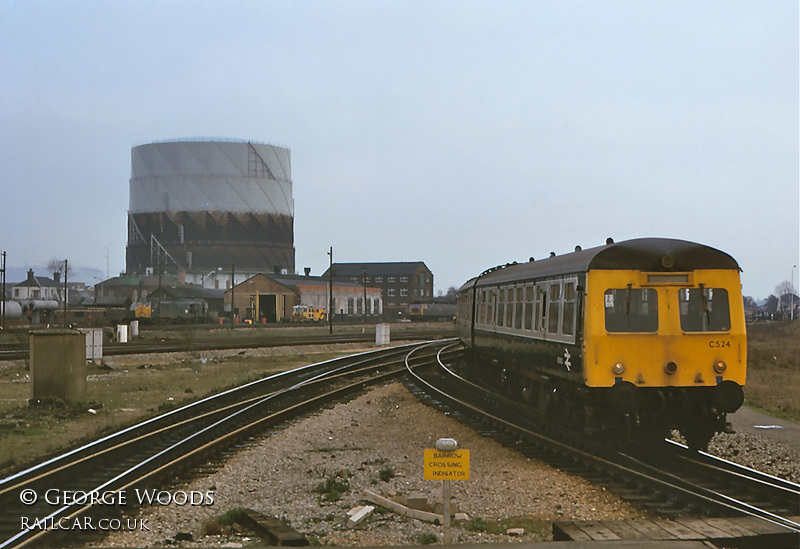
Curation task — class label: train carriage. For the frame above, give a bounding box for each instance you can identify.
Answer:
[456,238,746,450]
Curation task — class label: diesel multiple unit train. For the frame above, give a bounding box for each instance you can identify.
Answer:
[456,238,746,450]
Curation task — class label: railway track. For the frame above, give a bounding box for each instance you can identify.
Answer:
[0,329,451,361]
[0,339,457,548]
[403,347,800,548]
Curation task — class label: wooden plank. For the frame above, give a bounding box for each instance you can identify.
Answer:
[655,519,705,540]
[703,518,759,538]
[346,505,374,528]
[735,516,793,535]
[625,519,678,540]
[363,490,444,524]
[574,521,621,541]
[602,520,651,541]
[676,519,733,539]
[240,509,308,546]
[551,522,593,541]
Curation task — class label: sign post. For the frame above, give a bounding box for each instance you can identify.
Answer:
[424,438,469,544]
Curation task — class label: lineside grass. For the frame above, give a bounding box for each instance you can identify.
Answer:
[0,347,358,475]
[743,321,800,422]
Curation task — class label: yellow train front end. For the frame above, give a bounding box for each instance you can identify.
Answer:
[584,268,746,449]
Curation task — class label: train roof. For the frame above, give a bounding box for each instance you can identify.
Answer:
[461,238,740,291]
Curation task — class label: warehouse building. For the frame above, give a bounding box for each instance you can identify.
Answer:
[322,262,434,318]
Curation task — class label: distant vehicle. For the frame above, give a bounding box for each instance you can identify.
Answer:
[409,303,457,321]
[132,299,207,323]
[291,305,326,322]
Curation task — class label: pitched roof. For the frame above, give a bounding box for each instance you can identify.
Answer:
[464,238,739,290]
[13,276,59,288]
[323,262,431,277]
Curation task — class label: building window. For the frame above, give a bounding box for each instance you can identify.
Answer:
[376,276,383,283]
[365,277,371,283]
[388,289,396,297]
[400,276,408,283]
[400,289,408,297]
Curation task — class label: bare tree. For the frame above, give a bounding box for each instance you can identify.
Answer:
[775,281,793,297]
[46,258,70,277]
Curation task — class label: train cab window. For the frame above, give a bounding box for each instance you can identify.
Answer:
[679,288,730,332]
[604,288,658,332]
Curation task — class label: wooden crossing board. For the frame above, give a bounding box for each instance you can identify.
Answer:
[554,516,800,544]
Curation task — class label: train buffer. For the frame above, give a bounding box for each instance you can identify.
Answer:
[553,516,800,547]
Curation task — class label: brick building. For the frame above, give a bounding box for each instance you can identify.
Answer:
[322,262,434,318]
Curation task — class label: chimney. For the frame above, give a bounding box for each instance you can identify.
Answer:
[304,267,311,277]
[27,269,35,284]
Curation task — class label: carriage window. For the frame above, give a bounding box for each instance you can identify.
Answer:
[562,281,576,335]
[679,288,730,332]
[514,288,524,329]
[547,283,561,333]
[534,286,547,332]
[604,288,658,332]
[506,288,514,327]
[524,286,534,330]
[497,290,506,327]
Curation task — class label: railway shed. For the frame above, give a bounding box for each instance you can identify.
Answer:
[226,273,382,323]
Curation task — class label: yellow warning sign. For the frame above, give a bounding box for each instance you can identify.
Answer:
[424,449,470,481]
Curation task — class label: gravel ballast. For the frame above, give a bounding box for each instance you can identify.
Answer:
[91,382,649,547]
[83,345,800,547]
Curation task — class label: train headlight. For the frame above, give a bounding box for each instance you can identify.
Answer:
[612,362,625,375]
[713,360,727,374]
[664,362,678,375]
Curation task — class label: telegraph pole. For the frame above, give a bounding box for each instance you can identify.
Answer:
[363,266,367,324]
[1,251,6,335]
[63,259,68,327]
[328,247,333,335]
[230,264,235,329]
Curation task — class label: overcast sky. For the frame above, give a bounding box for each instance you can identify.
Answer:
[1,1,797,299]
